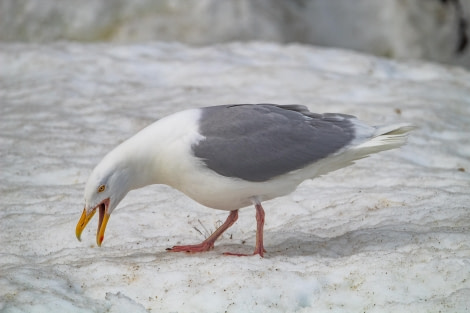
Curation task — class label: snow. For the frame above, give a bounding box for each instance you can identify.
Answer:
[1,42,469,312]
[2,0,470,68]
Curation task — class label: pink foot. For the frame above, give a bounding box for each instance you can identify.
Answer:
[166,210,238,254]
[223,247,267,257]
[167,241,214,253]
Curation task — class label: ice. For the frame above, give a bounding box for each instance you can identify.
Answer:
[1,42,469,312]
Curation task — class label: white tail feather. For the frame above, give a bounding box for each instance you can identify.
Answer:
[310,123,415,178]
[352,124,415,158]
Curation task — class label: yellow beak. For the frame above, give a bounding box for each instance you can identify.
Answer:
[96,211,110,246]
[76,208,95,241]
[76,199,111,246]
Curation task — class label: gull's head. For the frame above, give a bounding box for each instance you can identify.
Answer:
[76,152,132,246]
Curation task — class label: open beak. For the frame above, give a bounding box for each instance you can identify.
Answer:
[76,198,110,246]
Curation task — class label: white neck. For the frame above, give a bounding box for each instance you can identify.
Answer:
[108,108,204,192]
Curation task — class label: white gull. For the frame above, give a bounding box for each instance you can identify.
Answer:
[76,104,414,257]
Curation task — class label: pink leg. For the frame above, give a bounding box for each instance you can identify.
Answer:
[224,203,266,257]
[254,203,266,256]
[167,210,238,253]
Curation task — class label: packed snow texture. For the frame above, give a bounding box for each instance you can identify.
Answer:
[1,0,470,68]
[1,42,469,312]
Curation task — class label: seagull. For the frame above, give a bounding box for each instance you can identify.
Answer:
[75,104,413,257]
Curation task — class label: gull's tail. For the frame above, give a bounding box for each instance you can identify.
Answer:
[304,121,415,179]
[352,123,416,158]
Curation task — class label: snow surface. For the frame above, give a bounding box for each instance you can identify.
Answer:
[1,42,469,312]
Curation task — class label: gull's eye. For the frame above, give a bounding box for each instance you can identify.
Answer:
[97,185,106,193]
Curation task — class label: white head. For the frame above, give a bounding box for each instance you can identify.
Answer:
[76,148,133,246]
[75,110,191,246]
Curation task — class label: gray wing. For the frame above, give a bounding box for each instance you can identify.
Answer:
[192,104,357,182]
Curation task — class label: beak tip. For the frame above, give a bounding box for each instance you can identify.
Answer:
[76,207,95,244]
[96,213,110,248]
